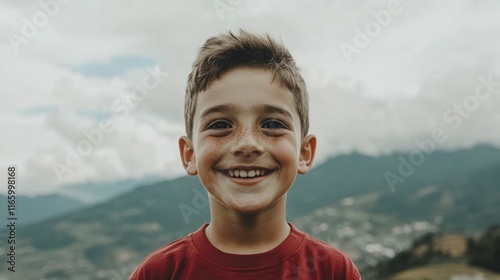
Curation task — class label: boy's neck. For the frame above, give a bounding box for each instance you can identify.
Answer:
[205,196,290,255]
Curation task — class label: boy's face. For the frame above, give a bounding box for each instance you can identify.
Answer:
[179,67,316,214]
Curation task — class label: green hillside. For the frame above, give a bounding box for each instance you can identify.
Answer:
[390,263,500,280]
[372,225,500,280]
[0,194,86,226]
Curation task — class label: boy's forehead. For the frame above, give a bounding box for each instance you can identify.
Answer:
[189,67,299,120]
[210,67,276,88]
[196,67,298,116]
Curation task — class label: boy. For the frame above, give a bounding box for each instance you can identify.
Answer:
[130,30,361,280]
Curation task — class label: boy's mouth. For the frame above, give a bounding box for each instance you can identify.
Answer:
[221,167,274,178]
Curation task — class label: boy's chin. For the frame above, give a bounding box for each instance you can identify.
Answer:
[224,197,285,216]
[232,207,268,216]
[226,203,266,215]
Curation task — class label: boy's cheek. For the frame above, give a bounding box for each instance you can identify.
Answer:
[273,141,299,158]
[197,143,222,163]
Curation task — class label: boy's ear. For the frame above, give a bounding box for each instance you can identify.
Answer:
[298,134,317,174]
[179,136,197,176]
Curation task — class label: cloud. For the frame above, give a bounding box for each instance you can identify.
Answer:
[72,55,156,78]
[1,0,499,194]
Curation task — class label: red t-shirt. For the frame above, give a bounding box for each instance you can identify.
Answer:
[130,223,361,280]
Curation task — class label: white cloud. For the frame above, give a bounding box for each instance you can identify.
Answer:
[1,0,500,194]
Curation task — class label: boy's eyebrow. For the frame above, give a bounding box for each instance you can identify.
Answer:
[256,104,294,119]
[200,103,294,120]
[200,104,236,120]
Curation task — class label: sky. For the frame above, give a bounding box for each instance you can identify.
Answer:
[1,0,499,195]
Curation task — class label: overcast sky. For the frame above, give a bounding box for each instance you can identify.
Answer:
[1,0,499,195]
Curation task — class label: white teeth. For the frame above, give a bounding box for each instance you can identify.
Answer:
[226,169,269,178]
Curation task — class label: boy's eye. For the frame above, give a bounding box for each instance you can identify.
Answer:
[262,119,286,129]
[207,120,232,129]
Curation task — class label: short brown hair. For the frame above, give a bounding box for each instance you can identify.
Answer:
[184,30,309,139]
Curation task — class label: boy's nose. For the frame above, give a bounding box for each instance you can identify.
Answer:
[230,128,264,157]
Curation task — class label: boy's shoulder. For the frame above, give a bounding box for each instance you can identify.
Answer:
[301,228,351,258]
[130,223,361,280]
[129,228,199,279]
[297,228,361,279]
[137,232,193,264]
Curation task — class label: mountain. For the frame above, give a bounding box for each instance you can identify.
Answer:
[0,176,162,228]
[289,144,500,230]
[0,145,499,280]
[0,193,86,226]
[55,175,162,204]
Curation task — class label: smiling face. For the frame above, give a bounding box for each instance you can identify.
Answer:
[179,67,316,215]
